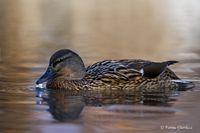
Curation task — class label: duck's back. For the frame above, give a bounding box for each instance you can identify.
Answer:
[84,59,180,90]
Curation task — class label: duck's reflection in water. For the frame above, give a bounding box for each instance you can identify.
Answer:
[83,85,194,106]
[37,89,85,122]
[48,90,85,122]
[36,85,194,122]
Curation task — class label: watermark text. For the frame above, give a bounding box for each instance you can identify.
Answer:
[160,125,193,130]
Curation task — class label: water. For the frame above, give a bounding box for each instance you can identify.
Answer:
[0,85,199,133]
[0,0,200,133]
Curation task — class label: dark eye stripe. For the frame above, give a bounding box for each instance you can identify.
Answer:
[52,56,71,68]
[53,59,64,67]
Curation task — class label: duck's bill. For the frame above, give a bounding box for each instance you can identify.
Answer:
[36,67,57,85]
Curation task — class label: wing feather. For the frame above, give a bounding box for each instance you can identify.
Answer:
[86,60,144,85]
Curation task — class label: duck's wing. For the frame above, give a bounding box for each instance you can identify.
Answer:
[85,60,144,85]
[127,61,179,78]
[85,60,178,85]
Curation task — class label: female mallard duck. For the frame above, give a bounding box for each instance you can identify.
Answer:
[36,49,188,91]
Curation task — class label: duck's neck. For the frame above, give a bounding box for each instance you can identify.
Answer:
[46,77,84,90]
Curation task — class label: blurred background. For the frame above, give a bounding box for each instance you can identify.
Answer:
[0,0,200,87]
[0,1,200,133]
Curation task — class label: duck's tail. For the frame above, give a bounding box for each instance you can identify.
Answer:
[171,79,195,90]
[171,79,193,84]
[166,61,179,66]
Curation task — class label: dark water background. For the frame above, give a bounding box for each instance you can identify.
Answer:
[0,1,200,133]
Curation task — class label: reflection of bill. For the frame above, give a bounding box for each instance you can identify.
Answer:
[36,84,44,98]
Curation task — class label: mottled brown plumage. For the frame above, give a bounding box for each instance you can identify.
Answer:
[36,49,189,91]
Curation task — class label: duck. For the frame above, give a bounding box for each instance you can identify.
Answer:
[36,49,190,91]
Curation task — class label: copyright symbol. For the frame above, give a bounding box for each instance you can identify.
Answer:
[160,126,164,129]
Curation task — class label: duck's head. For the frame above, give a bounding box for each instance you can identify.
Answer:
[36,49,85,85]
